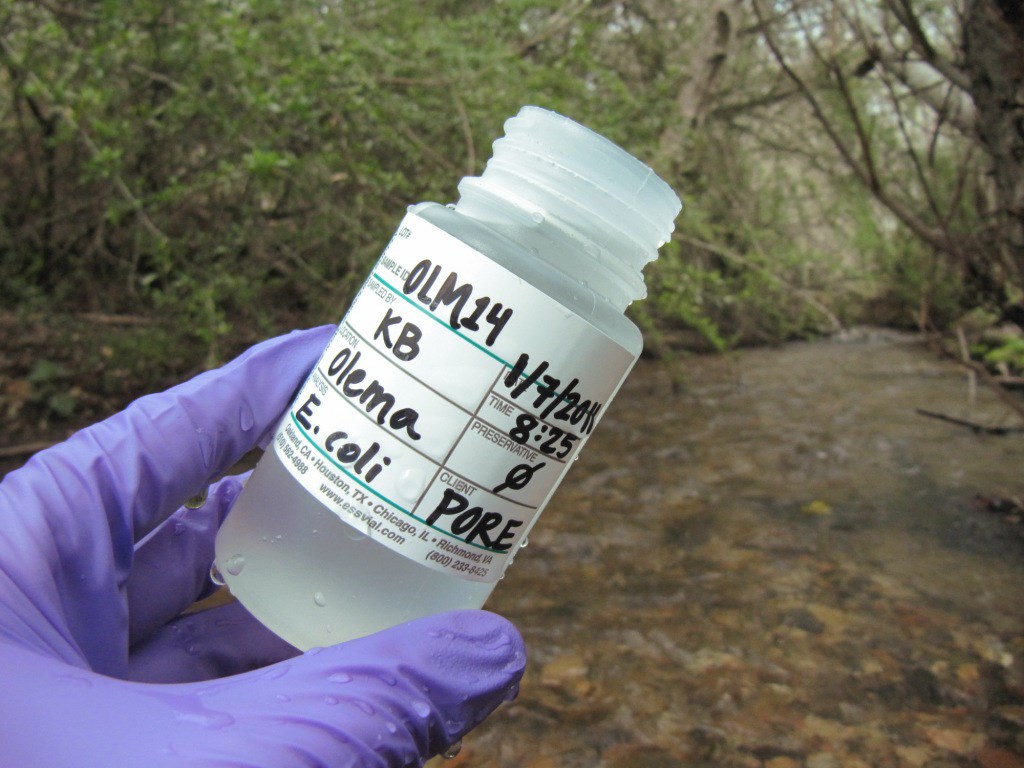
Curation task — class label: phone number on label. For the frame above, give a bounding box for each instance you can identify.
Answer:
[426,550,489,578]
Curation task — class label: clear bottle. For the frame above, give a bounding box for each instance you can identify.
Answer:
[213,106,681,650]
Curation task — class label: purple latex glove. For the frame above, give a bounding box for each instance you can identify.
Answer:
[0,327,525,766]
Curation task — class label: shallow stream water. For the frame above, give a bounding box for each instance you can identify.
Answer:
[450,331,1024,768]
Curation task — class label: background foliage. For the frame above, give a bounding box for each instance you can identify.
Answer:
[1,0,1020,367]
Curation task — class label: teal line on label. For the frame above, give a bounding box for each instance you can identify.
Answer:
[370,271,576,407]
[372,272,509,368]
[290,412,505,554]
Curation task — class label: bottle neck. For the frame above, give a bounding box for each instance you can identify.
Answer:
[454,178,643,314]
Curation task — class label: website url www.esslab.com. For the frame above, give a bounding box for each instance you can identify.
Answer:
[318,483,415,546]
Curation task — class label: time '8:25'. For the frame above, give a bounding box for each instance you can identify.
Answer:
[508,413,578,459]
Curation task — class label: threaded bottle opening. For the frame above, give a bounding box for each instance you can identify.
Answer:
[456,106,681,308]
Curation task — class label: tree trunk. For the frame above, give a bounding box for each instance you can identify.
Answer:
[963,0,1024,291]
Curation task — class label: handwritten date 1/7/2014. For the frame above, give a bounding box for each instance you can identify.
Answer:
[502,352,602,435]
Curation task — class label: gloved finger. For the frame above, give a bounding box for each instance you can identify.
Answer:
[188,610,526,765]
[0,326,333,671]
[1,610,525,767]
[127,473,249,647]
[126,601,299,683]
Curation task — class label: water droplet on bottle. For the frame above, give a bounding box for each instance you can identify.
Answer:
[185,486,209,509]
[530,210,545,224]
[396,468,427,501]
[313,591,327,607]
[442,740,463,760]
[274,534,283,542]
[225,555,246,576]
[238,405,255,432]
[343,522,369,541]
[209,564,226,586]
[329,672,352,684]
[411,699,431,718]
[519,536,529,549]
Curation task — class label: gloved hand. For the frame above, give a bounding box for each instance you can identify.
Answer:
[0,326,525,767]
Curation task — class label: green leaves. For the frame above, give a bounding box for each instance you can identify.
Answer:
[2,0,997,358]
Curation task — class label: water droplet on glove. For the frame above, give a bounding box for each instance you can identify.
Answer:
[238,405,255,432]
[355,700,375,715]
[209,564,226,586]
[185,486,209,509]
[196,432,215,469]
[174,710,235,730]
[260,666,289,681]
[442,740,463,760]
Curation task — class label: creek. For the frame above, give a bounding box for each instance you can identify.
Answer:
[459,330,1024,768]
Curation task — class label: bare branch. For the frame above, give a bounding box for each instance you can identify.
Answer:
[880,0,972,91]
[751,0,967,262]
[518,0,597,57]
[876,67,947,231]
[26,0,96,23]
[829,53,881,193]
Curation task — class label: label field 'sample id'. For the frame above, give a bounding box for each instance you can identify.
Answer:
[273,213,635,582]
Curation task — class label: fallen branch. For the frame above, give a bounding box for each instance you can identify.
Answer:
[915,408,1024,435]
[919,326,1024,426]
[77,312,159,326]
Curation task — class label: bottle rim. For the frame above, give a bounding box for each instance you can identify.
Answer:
[470,107,681,304]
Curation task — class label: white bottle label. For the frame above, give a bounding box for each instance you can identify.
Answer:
[272,213,636,582]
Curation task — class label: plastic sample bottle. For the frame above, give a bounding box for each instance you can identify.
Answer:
[213,106,681,650]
